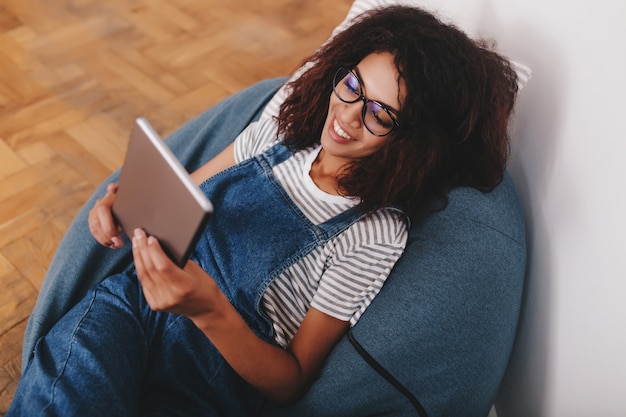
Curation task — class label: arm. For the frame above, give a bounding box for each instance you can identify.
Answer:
[131,229,349,403]
[189,142,236,184]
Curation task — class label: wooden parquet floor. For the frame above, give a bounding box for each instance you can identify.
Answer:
[0,0,351,412]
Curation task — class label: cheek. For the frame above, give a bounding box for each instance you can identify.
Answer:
[326,95,341,117]
[361,137,390,157]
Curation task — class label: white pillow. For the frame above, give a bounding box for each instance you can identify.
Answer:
[260,0,531,120]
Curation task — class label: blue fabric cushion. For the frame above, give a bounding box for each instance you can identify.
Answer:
[264,175,526,417]
[23,77,526,417]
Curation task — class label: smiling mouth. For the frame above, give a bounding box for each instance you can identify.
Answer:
[333,119,355,141]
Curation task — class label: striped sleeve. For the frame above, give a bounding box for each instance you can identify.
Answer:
[233,118,280,163]
[310,208,408,325]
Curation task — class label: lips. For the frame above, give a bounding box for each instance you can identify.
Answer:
[331,119,355,143]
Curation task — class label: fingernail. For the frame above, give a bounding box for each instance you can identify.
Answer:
[111,237,122,248]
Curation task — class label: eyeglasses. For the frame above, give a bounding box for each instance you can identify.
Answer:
[332,66,400,137]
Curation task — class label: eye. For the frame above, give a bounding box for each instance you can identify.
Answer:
[366,102,395,130]
[375,115,394,130]
[344,73,360,96]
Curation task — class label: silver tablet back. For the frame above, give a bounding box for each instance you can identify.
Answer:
[112,117,213,266]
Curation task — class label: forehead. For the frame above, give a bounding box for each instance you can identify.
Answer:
[353,52,405,112]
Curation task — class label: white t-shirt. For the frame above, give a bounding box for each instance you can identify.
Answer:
[234,118,408,347]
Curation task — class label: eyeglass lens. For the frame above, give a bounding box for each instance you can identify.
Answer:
[333,67,397,136]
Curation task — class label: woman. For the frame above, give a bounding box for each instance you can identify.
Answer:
[8,5,518,416]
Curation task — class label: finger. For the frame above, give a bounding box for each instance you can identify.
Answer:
[133,229,170,274]
[97,183,121,245]
[106,182,118,194]
[132,230,177,311]
[96,204,123,248]
[88,206,112,247]
[145,235,172,272]
[132,229,150,282]
[132,230,160,308]
[88,183,122,248]
[96,184,117,209]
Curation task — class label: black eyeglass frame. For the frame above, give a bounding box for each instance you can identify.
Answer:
[332,66,401,137]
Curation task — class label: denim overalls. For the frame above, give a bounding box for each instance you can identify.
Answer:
[192,143,364,343]
[8,143,364,417]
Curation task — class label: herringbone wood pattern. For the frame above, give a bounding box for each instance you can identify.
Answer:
[0,0,351,412]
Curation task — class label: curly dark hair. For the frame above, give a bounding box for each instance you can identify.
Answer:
[277,6,519,218]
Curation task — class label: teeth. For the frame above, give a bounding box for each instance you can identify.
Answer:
[333,119,353,140]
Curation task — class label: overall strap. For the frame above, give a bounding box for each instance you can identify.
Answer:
[256,142,294,168]
[256,142,368,241]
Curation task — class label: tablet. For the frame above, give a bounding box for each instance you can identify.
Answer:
[112,117,213,267]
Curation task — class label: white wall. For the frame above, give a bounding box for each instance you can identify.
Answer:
[413,0,626,415]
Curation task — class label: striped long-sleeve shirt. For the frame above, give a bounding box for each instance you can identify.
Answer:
[233,118,408,347]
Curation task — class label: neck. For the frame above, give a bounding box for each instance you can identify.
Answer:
[309,149,349,196]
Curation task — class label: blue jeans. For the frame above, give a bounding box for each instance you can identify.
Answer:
[9,272,263,416]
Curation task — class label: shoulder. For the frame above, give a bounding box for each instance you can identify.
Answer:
[354,207,408,244]
[336,207,409,255]
[234,117,280,163]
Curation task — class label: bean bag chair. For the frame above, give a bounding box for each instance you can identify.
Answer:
[22,2,527,415]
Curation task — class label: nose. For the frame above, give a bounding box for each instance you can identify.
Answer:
[339,100,364,129]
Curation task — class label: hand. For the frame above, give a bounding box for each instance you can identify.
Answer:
[88,183,124,249]
[131,228,222,318]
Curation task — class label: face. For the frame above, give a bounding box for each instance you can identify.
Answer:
[320,52,406,165]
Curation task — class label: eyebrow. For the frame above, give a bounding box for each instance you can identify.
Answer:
[352,66,402,115]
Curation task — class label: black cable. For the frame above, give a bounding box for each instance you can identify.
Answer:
[347,330,429,417]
